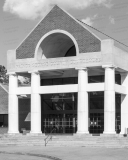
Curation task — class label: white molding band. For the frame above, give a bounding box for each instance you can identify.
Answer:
[16,83,127,95]
[115,84,127,95]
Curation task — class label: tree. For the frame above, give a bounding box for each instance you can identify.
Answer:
[0,65,9,84]
[0,65,30,85]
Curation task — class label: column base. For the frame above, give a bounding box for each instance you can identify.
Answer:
[8,131,19,135]
[74,132,91,138]
[103,131,116,134]
[102,131,117,137]
[74,131,89,136]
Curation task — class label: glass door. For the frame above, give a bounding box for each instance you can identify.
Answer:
[89,92,104,134]
[89,113,104,134]
[41,93,77,134]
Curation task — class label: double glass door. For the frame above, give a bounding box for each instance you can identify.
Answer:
[43,114,77,134]
[41,93,77,134]
[89,112,104,134]
[89,92,104,134]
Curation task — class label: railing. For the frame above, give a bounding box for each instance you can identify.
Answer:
[44,127,56,146]
[44,118,76,134]
[44,118,76,146]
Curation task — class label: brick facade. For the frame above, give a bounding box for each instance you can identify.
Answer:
[16,5,101,59]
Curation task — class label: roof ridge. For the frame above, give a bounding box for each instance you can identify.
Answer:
[56,5,101,40]
[77,19,128,48]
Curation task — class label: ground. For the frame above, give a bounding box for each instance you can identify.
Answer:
[0,146,127,160]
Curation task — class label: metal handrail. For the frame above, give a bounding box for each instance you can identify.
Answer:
[44,127,56,146]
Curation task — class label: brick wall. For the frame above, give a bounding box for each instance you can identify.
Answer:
[16,5,101,59]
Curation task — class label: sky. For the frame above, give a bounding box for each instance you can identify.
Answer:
[0,0,128,67]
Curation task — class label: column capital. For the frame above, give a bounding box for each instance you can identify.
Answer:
[102,64,117,69]
[75,67,88,71]
[6,72,17,76]
[28,70,40,75]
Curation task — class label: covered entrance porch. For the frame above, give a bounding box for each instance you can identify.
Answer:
[17,71,122,135]
[7,64,126,136]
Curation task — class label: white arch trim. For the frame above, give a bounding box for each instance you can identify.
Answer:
[35,29,79,59]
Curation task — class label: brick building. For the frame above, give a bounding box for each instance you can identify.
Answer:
[7,5,128,135]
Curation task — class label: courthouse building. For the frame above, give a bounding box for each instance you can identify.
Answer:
[7,5,128,135]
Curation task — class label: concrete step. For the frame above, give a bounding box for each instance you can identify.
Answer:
[0,134,128,147]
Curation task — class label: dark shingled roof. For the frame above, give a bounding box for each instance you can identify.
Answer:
[0,84,8,114]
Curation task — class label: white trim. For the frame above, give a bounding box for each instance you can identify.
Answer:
[115,84,127,95]
[16,83,106,95]
[39,84,78,94]
[15,83,128,95]
[6,72,16,75]
[102,65,117,69]
[16,87,31,95]
[35,29,79,58]
[87,83,104,92]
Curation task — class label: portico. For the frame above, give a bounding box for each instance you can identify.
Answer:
[7,5,128,136]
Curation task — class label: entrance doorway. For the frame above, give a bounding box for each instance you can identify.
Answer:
[41,93,77,134]
[89,92,121,134]
[89,92,104,134]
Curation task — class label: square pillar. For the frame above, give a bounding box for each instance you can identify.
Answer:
[29,71,42,134]
[8,72,19,134]
[76,68,89,134]
[103,65,116,134]
[120,73,128,135]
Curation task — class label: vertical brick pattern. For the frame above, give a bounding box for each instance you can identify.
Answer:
[19,99,30,132]
[16,5,101,59]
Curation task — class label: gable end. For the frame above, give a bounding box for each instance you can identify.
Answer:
[16,5,101,59]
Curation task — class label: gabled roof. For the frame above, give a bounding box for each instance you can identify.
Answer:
[16,5,101,50]
[16,5,101,59]
[0,84,8,114]
[15,5,128,59]
[77,19,128,52]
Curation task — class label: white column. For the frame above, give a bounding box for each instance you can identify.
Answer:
[120,73,128,135]
[30,71,42,134]
[8,72,19,134]
[77,68,89,134]
[103,65,116,134]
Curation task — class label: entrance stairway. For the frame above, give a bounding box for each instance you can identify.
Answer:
[0,134,128,148]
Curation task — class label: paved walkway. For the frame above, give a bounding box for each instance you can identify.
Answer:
[0,146,127,160]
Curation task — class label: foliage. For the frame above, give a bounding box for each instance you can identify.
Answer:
[0,65,9,83]
[0,65,31,85]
